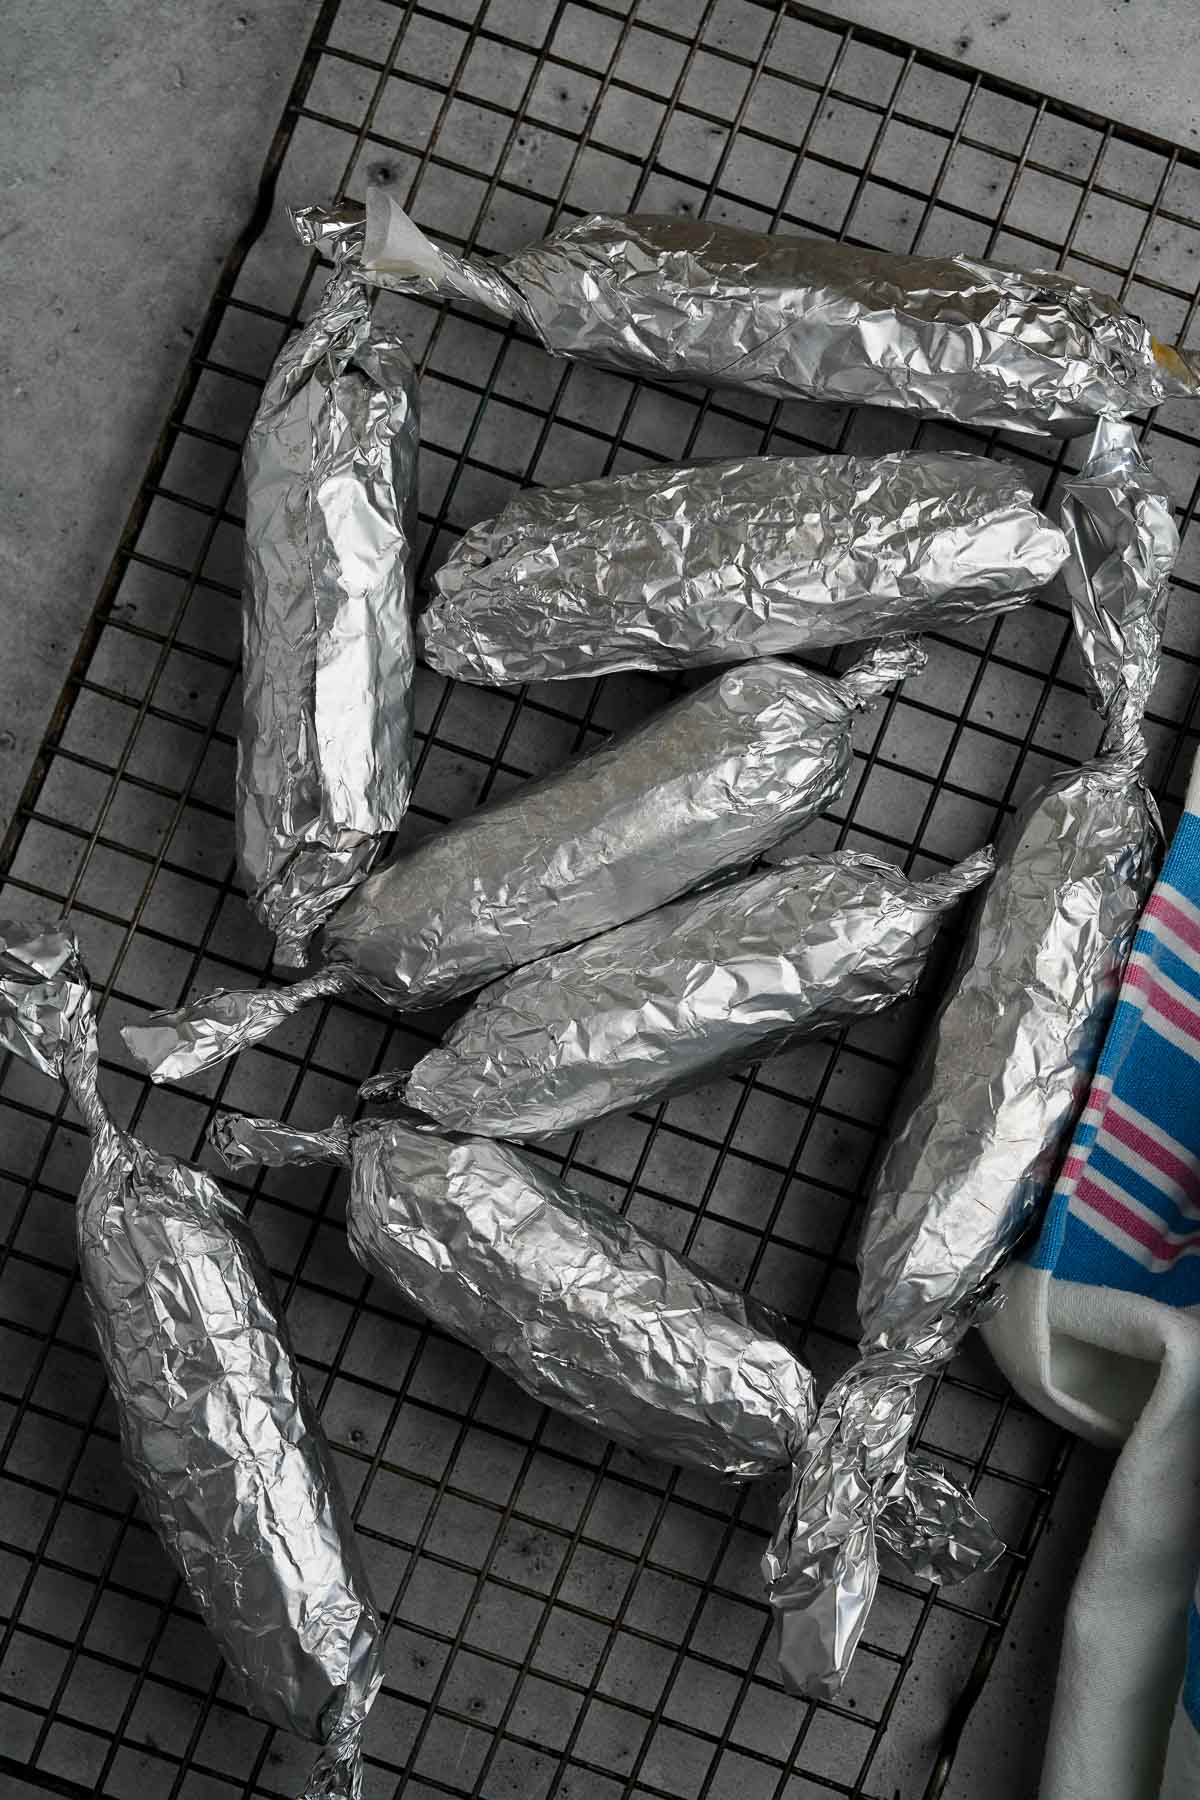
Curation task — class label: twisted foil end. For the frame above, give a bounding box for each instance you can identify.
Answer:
[358,1068,412,1106]
[122,965,353,1084]
[0,918,111,1137]
[300,1733,365,1800]
[763,1309,1002,1697]
[210,1111,354,1172]
[878,1449,1004,1586]
[839,635,926,705]
[909,843,996,907]
[763,1354,922,1698]
[360,186,529,324]
[290,201,367,260]
[0,918,88,1078]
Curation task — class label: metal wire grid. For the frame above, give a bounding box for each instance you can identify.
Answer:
[2,1,1200,1796]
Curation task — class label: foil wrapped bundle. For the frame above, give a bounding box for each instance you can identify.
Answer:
[350,187,1199,437]
[364,846,995,1140]
[211,1107,1000,1581]
[762,419,1179,1699]
[0,922,382,1799]
[241,204,419,968]
[211,1108,814,1475]
[124,639,923,1083]
[420,452,1068,682]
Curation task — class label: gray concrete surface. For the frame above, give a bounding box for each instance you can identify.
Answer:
[826,0,1200,151]
[946,1437,1114,1799]
[0,0,320,831]
[0,3,1191,1797]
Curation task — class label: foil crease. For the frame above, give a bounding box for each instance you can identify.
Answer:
[213,1110,1000,1587]
[353,189,1200,437]
[378,846,996,1140]
[420,452,1068,682]
[240,206,419,968]
[763,420,1178,1698]
[0,922,382,1800]
[125,640,923,1083]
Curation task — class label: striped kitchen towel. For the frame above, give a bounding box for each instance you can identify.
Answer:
[985,747,1200,1800]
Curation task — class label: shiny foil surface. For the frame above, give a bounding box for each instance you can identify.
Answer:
[420,452,1068,682]
[213,1109,1000,1592]
[240,206,419,968]
[763,420,1179,1699]
[380,846,996,1140]
[211,1110,816,1478]
[356,188,1200,437]
[0,922,382,1800]
[125,640,923,1083]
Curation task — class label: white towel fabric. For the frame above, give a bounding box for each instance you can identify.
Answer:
[984,750,1200,1800]
[987,1272,1200,1799]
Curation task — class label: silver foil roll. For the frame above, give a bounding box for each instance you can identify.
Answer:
[240,207,419,968]
[763,419,1179,1699]
[420,452,1068,683]
[354,189,1199,437]
[213,1110,1001,1582]
[124,639,924,1083]
[374,846,996,1140]
[0,922,382,1800]
[213,1110,815,1477]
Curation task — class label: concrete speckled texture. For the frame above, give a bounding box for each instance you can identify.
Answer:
[826,0,1200,150]
[0,2,1192,1796]
[0,0,320,830]
[947,1442,1114,1797]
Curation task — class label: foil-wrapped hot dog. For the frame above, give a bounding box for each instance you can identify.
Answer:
[0,922,382,1799]
[241,205,419,967]
[420,452,1068,683]
[363,846,995,1140]
[211,1109,814,1476]
[762,420,1179,1699]
[346,188,1199,437]
[210,1107,1000,1585]
[123,640,923,1083]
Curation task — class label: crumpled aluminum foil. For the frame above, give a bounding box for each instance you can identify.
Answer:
[210,1107,1000,1585]
[124,639,923,1083]
[366,845,995,1140]
[240,205,419,968]
[350,188,1199,437]
[0,921,382,1799]
[420,452,1068,682]
[211,1109,814,1476]
[762,418,1179,1699]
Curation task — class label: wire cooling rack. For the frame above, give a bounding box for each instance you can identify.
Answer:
[3,2,1200,1796]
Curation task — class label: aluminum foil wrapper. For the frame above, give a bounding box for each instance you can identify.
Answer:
[353,188,1200,437]
[125,639,923,1083]
[763,419,1179,1698]
[213,1109,815,1476]
[420,452,1068,682]
[369,846,996,1140]
[240,205,419,968]
[0,922,382,1799]
[213,1109,1000,1582]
